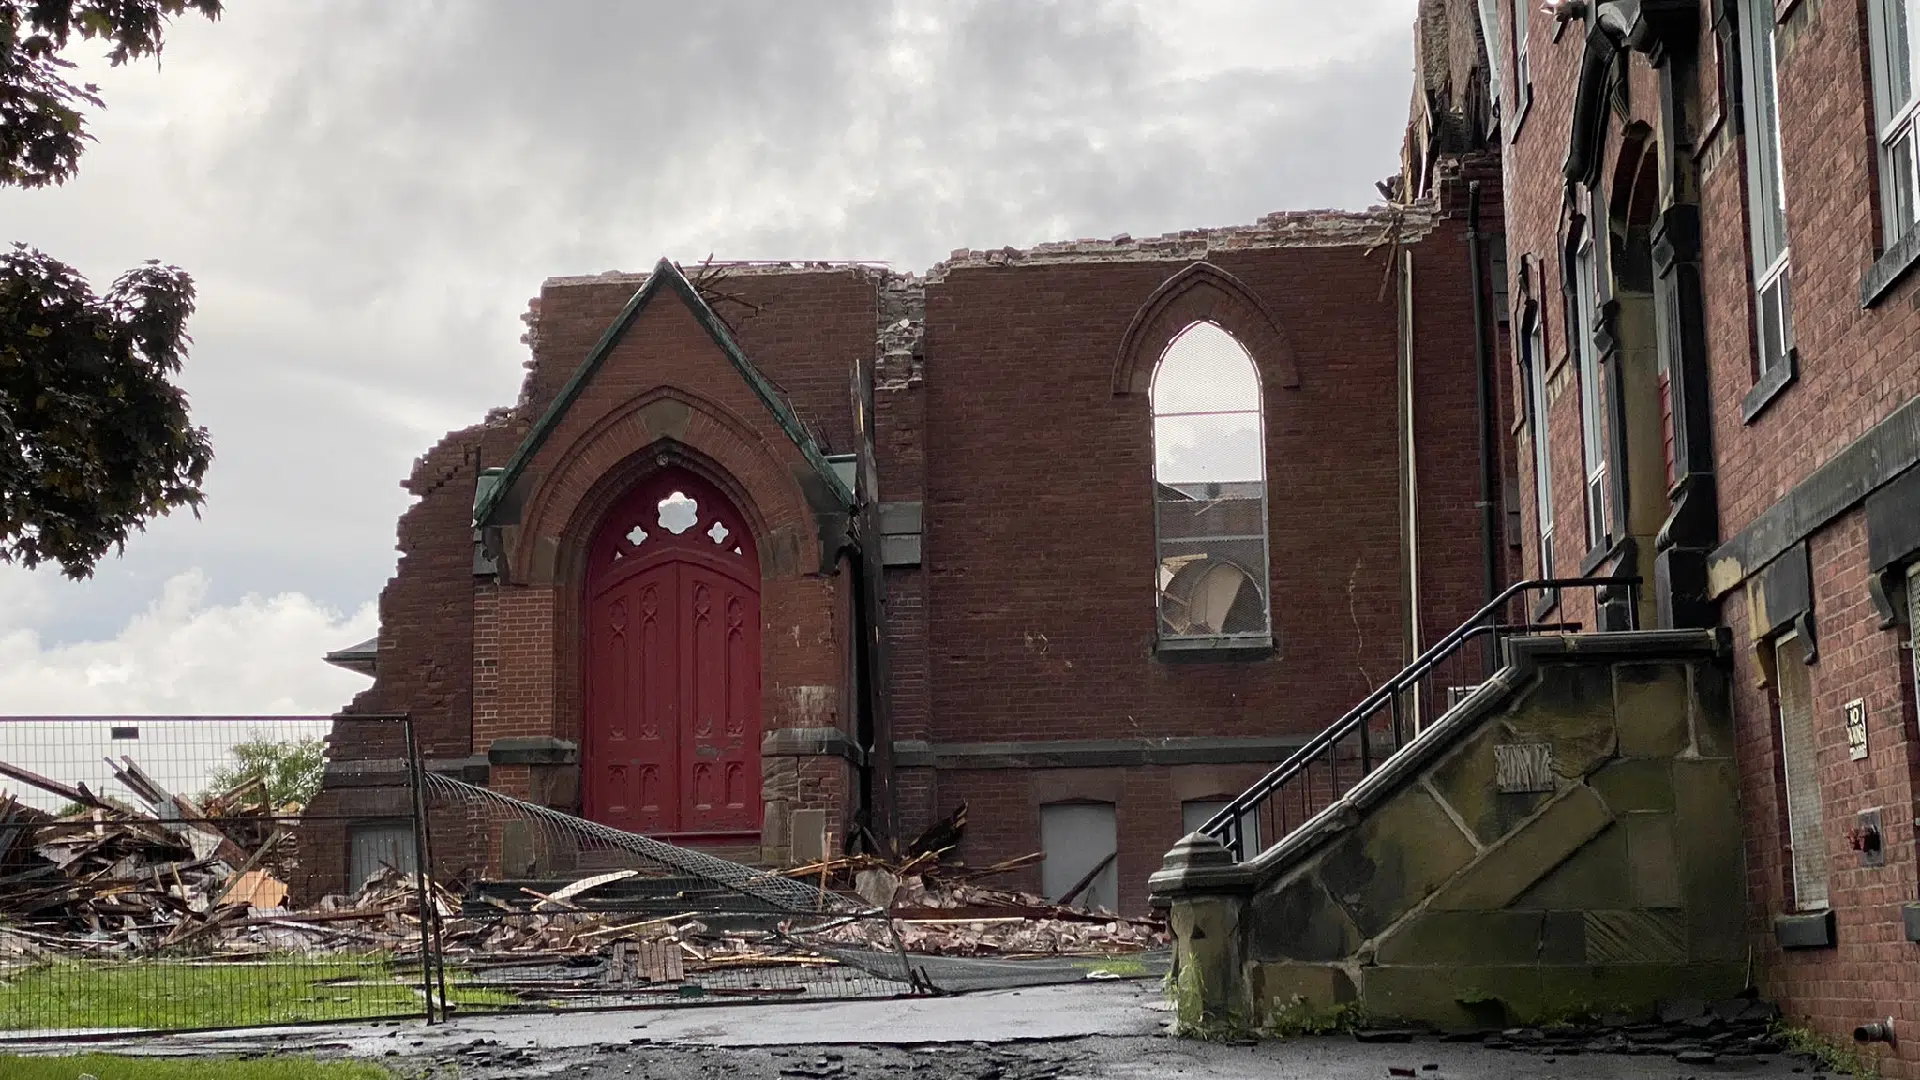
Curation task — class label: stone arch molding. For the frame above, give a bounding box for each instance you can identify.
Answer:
[509,385,819,586]
[1111,261,1302,396]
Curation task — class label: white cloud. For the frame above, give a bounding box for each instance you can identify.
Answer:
[2,0,1418,699]
[0,570,375,715]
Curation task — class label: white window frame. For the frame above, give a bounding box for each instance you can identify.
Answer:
[1572,235,1611,551]
[1773,632,1829,912]
[1737,0,1794,377]
[1523,312,1556,583]
[1511,0,1532,109]
[1868,0,1920,240]
[1150,322,1272,651]
[1477,0,1506,112]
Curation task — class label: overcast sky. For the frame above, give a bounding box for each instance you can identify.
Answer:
[1,0,1418,714]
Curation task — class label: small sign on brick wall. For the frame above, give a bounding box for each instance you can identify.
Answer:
[1846,699,1869,761]
[1495,743,1555,793]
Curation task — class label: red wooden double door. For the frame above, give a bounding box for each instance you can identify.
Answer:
[583,469,761,837]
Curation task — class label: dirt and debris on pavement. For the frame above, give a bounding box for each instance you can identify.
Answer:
[411,1035,1837,1080]
[24,983,1838,1080]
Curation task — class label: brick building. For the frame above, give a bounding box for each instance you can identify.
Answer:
[310,200,1514,914]
[1451,0,1920,1065]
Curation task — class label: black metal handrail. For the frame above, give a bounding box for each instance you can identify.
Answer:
[1200,575,1641,860]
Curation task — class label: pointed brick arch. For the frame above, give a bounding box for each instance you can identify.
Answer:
[510,385,821,588]
[1112,261,1302,396]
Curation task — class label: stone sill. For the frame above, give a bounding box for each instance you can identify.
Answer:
[1861,221,1920,307]
[1773,908,1836,950]
[1509,88,1533,144]
[1740,349,1798,425]
[1155,634,1275,663]
[487,736,579,766]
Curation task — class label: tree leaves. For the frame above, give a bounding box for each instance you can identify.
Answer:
[206,735,327,808]
[1,0,224,187]
[3,1,224,577]
[0,244,213,577]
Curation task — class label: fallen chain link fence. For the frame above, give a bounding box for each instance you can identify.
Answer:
[415,774,919,1016]
[0,714,1171,1039]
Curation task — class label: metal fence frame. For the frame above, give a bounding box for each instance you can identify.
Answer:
[0,714,437,1040]
[0,712,933,1040]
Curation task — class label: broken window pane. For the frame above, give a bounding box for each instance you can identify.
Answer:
[1150,322,1269,644]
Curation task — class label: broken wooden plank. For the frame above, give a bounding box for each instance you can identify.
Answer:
[0,759,112,811]
[532,869,638,911]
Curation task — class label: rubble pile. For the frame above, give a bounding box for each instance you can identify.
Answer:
[795,804,1169,958]
[0,757,423,961]
[0,765,1161,1005]
[1443,995,1791,1067]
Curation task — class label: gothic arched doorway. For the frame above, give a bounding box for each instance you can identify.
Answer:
[582,467,761,837]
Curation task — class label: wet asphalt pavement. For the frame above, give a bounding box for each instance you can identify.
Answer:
[412,1033,1840,1080]
[7,982,1852,1079]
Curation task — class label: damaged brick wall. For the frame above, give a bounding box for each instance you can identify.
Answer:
[909,211,1503,911]
[332,204,1508,917]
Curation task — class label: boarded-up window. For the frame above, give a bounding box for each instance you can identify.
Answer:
[1151,322,1270,648]
[1774,634,1828,911]
[1041,802,1118,913]
[349,822,418,891]
[1181,798,1261,857]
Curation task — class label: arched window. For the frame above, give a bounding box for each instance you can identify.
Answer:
[1150,321,1271,648]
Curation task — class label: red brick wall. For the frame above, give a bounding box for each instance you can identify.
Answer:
[1490,0,1920,1067]
[342,220,1500,913]
[908,222,1497,907]
[919,235,1488,751]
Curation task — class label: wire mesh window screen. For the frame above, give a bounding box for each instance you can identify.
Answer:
[1773,634,1830,911]
[1151,321,1270,645]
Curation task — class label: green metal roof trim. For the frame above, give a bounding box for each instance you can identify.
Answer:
[473,257,854,528]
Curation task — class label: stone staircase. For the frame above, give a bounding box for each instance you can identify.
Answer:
[1149,628,1747,1035]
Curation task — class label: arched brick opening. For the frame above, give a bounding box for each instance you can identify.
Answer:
[1602,122,1668,628]
[1111,261,1302,397]
[549,436,780,752]
[512,386,820,585]
[512,387,822,754]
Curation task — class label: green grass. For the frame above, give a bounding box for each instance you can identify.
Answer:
[0,955,513,1032]
[1074,957,1149,978]
[1772,1022,1882,1080]
[0,1054,391,1080]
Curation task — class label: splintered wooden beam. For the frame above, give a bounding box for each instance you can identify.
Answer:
[0,759,110,811]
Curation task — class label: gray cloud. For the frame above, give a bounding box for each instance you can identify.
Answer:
[3,0,1415,676]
